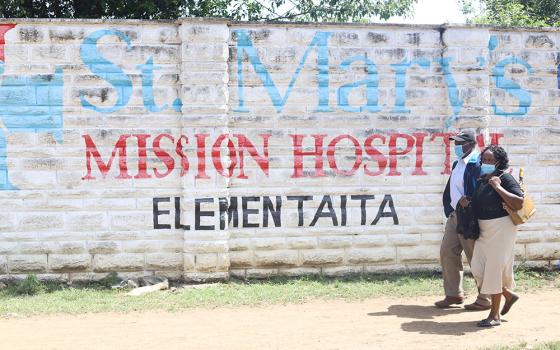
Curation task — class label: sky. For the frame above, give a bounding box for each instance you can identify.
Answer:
[384,0,468,24]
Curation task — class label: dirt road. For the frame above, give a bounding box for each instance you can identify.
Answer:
[2,290,559,350]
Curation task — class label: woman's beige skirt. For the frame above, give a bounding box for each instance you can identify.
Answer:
[471,215,517,295]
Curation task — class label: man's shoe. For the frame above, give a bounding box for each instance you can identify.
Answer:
[464,302,492,311]
[434,296,464,308]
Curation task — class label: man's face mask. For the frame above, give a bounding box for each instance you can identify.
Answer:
[454,144,464,158]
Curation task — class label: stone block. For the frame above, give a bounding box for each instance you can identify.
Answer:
[301,249,344,266]
[346,248,396,264]
[254,250,298,267]
[8,255,47,273]
[397,245,440,264]
[526,243,560,260]
[93,254,144,272]
[146,253,183,270]
[49,254,91,272]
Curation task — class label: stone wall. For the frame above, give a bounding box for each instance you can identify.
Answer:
[0,19,558,281]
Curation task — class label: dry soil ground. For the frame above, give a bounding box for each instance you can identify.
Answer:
[1,290,559,350]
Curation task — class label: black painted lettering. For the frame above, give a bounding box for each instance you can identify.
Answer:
[153,197,171,229]
[350,195,375,225]
[340,195,347,226]
[219,197,239,230]
[371,194,399,225]
[242,196,260,228]
[195,197,215,230]
[263,196,282,227]
[287,195,313,227]
[174,197,190,230]
[310,195,338,226]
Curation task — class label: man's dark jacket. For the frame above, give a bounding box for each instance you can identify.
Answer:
[443,153,481,218]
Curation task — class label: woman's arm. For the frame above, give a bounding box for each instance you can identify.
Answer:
[488,176,524,210]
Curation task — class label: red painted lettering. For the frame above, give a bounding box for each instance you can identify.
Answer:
[134,134,151,179]
[153,133,175,178]
[388,133,415,176]
[327,134,362,176]
[412,132,428,176]
[82,134,132,180]
[212,134,237,178]
[290,134,327,178]
[175,135,189,177]
[195,134,210,179]
[363,134,387,176]
[235,134,271,179]
[431,132,454,175]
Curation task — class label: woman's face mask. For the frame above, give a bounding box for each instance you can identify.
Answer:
[481,163,496,175]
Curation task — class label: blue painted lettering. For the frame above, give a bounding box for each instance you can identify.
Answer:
[80,29,132,113]
[234,30,332,113]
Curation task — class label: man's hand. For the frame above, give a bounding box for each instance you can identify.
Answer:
[459,196,471,207]
[489,176,502,190]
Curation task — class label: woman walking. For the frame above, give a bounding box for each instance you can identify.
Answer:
[471,145,525,327]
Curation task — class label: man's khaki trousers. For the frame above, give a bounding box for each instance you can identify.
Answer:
[440,211,491,305]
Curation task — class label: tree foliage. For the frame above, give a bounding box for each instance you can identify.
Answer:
[460,0,560,27]
[1,0,418,22]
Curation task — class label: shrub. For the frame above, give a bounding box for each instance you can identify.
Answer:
[10,274,45,296]
[99,272,120,288]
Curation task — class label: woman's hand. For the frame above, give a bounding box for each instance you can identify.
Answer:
[488,176,502,190]
[459,196,471,207]
[491,175,524,211]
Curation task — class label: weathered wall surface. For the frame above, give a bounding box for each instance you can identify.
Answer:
[0,19,558,281]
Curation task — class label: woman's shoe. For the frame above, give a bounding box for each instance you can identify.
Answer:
[501,293,519,316]
[476,318,501,327]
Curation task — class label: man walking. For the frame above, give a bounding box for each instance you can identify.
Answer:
[435,129,491,310]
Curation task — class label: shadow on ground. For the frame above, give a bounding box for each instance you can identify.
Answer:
[368,304,465,319]
[400,320,488,335]
[369,304,490,335]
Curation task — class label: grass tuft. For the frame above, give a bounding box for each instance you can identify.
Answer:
[481,341,560,350]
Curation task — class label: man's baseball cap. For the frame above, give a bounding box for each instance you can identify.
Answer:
[449,130,476,143]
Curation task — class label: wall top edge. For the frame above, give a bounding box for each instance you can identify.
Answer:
[1,17,560,32]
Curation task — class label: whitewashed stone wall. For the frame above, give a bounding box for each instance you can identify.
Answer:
[0,19,558,281]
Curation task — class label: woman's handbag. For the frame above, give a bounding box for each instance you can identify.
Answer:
[503,168,536,225]
[456,200,480,240]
